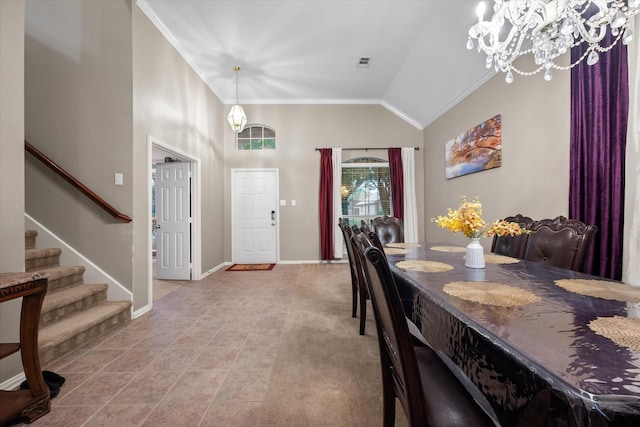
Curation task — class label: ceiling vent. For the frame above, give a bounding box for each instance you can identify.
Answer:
[357,57,371,68]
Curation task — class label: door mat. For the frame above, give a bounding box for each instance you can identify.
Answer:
[226,263,275,272]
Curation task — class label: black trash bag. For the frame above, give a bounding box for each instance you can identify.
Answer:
[19,370,65,399]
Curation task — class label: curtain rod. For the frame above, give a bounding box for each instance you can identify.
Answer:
[314,147,419,151]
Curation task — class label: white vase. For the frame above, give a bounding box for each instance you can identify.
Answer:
[465,238,485,269]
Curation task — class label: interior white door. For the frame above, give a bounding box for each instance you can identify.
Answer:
[232,169,278,264]
[156,162,191,280]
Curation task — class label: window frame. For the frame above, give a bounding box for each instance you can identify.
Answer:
[235,124,276,150]
[340,157,393,229]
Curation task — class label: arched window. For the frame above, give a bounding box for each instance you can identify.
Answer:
[236,125,276,150]
[340,157,392,227]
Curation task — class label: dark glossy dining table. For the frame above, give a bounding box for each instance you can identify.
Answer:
[385,243,640,427]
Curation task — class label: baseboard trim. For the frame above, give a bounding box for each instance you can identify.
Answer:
[0,371,25,392]
[277,259,348,264]
[196,262,228,280]
[133,304,152,319]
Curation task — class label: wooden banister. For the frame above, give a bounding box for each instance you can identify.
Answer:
[25,141,132,223]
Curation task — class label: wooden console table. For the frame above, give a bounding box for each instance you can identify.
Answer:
[0,272,50,425]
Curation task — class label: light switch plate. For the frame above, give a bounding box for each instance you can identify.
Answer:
[115,173,123,186]
[291,200,296,206]
[280,200,287,206]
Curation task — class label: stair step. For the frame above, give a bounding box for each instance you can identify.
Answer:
[38,301,132,365]
[37,265,86,293]
[25,230,37,249]
[25,247,61,272]
[23,229,132,366]
[40,284,109,327]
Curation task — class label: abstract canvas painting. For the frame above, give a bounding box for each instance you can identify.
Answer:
[445,114,502,179]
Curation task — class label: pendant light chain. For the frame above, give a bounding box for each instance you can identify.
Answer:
[234,66,240,103]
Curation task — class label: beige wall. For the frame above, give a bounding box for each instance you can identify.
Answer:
[24,0,135,286]
[223,104,424,261]
[0,0,26,382]
[423,57,571,248]
[132,5,226,308]
[0,0,25,270]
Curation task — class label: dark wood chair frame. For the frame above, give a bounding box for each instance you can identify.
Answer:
[339,218,371,335]
[354,234,493,427]
[338,218,359,319]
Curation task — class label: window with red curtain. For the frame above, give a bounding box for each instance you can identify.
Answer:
[388,148,404,220]
[319,148,333,260]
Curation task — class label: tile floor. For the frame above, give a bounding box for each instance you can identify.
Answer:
[22,264,302,427]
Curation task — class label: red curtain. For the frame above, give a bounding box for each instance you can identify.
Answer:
[319,149,333,260]
[388,148,404,220]
[570,32,628,279]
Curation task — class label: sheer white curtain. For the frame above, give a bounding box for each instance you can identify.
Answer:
[332,148,343,259]
[624,16,640,286]
[402,147,419,242]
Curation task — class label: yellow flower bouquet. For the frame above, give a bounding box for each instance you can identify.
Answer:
[432,196,528,239]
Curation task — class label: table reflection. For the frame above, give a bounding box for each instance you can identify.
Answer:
[387,244,640,427]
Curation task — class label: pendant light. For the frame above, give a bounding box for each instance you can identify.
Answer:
[227,66,247,133]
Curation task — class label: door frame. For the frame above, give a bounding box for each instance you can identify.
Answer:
[147,136,201,302]
[231,168,280,264]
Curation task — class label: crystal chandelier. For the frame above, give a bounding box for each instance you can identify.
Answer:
[467,1,640,83]
[227,66,247,133]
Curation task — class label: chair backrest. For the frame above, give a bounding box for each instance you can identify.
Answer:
[371,215,404,247]
[490,214,534,259]
[367,230,386,253]
[350,228,369,294]
[361,242,427,424]
[338,218,358,283]
[361,219,371,233]
[523,216,598,272]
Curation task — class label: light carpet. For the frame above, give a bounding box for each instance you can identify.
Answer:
[259,263,408,426]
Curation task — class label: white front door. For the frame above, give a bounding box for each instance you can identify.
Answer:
[156,162,191,280]
[232,169,278,264]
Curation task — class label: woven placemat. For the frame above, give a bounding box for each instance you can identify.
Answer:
[484,254,521,264]
[443,281,541,307]
[588,316,640,352]
[555,279,640,302]
[430,245,465,253]
[385,242,421,249]
[383,247,409,255]
[396,260,454,273]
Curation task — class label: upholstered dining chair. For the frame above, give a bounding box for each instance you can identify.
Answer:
[371,215,404,247]
[523,216,598,272]
[338,218,359,320]
[490,214,534,259]
[360,241,494,427]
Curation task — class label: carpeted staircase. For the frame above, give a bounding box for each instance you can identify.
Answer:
[25,230,132,365]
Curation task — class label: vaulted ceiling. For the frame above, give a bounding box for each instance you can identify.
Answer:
[137,0,495,129]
